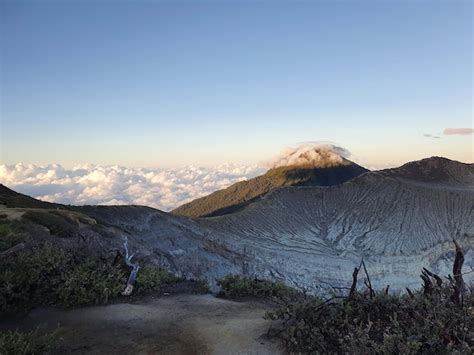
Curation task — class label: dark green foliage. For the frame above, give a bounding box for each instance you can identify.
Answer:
[267,287,474,354]
[135,265,179,294]
[56,258,127,307]
[0,243,70,314]
[0,240,179,316]
[22,211,78,237]
[0,222,31,251]
[0,328,59,355]
[217,275,302,303]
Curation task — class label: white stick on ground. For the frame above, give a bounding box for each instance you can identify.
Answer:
[122,237,140,296]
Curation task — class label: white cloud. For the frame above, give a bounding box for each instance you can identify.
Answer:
[0,163,264,211]
[265,142,351,168]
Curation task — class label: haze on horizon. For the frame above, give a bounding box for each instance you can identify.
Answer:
[1,0,473,170]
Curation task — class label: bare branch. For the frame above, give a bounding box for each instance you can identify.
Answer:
[121,237,140,296]
[422,267,443,288]
[450,239,465,306]
[349,266,360,299]
[361,259,374,299]
[420,269,433,295]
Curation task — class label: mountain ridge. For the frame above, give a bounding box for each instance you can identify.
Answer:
[0,155,472,293]
[172,157,369,218]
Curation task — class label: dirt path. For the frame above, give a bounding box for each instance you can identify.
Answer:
[1,294,283,354]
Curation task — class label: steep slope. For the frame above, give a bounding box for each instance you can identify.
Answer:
[196,157,473,290]
[172,159,368,218]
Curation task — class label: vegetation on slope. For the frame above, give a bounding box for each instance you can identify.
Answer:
[267,286,473,354]
[173,162,368,218]
[0,219,179,316]
[217,275,303,303]
[218,244,473,354]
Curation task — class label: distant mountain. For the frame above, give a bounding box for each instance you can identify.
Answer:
[378,156,474,186]
[172,158,368,218]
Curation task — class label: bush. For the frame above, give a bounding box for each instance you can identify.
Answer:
[135,265,179,294]
[267,288,474,354]
[0,328,58,355]
[0,243,70,314]
[0,222,31,251]
[0,241,179,316]
[217,275,302,302]
[57,258,127,307]
[22,211,78,237]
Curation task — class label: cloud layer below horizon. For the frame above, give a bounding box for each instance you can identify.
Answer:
[0,163,265,211]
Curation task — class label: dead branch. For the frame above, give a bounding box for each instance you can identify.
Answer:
[384,285,390,295]
[450,239,465,306]
[121,237,140,296]
[349,266,360,299]
[361,259,375,299]
[349,259,365,299]
[406,287,414,298]
[422,267,443,288]
[420,269,434,295]
[0,243,26,258]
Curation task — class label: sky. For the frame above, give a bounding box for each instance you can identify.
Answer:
[0,0,472,209]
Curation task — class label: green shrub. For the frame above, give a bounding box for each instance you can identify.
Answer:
[0,328,58,355]
[57,258,126,307]
[22,211,77,237]
[267,288,474,354]
[0,222,31,251]
[0,243,70,314]
[135,265,179,294]
[0,242,178,316]
[217,275,302,302]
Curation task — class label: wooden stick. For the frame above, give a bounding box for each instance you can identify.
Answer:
[121,237,140,296]
[361,259,374,299]
[450,239,465,306]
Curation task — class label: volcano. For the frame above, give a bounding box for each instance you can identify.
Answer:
[172,153,368,218]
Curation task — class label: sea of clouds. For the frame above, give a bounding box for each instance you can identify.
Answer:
[1,143,377,211]
[0,163,265,211]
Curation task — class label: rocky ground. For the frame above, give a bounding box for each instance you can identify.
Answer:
[0,294,282,354]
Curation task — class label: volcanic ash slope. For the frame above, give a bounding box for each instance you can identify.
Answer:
[194,157,474,292]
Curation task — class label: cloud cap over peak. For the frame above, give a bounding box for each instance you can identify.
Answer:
[266,142,351,169]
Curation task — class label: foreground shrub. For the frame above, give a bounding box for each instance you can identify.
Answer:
[0,243,71,314]
[57,258,127,307]
[217,275,303,302]
[135,265,179,294]
[267,286,474,354]
[0,240,179,316]
[0,328,58,355]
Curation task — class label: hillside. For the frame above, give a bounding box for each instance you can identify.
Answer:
[172,158,368,218]
[0,157,472,294]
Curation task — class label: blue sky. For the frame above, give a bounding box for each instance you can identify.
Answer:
[1,0,472,168]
